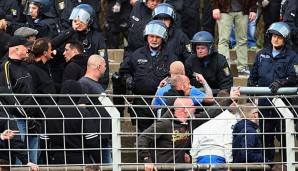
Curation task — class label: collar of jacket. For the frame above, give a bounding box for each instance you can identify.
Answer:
[142,43,169,57]
[264,44,288,59]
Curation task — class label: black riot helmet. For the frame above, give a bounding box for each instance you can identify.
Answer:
[69,4,95,26]
[144,20,168,41]
[23,0,51,15]
[152,3,176,22]
[266,22,291,43]
[191,31,214,55]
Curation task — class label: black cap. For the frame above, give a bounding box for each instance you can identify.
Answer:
[7,36,31,48]
[0,10,6,20]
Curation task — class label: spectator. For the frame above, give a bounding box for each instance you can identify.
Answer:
[190,89,238,169]
[62,40,88,82]
[42,80,101,164]
[0,36,39,164]
[138,89,240,171]
[211,0,257,76]
[152,61,213,113]
[78,55,112,164]
[185,31,233,92]
[119,20,178,132]
[14,27,38,41]
[181,0,200,39]
[232,103,271,170]
[0,10,12,61]
[248,22,298,161]
[202,0,216,36]
[0,86,39,171]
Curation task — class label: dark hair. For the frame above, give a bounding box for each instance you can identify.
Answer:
[66,40,84,54]
[26,38,51,63]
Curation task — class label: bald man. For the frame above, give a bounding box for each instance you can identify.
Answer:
[152,61,214,112]
[78,54,112,163]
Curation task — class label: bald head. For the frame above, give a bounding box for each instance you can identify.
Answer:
[170,61,185,76]
[86,54,106,80]
[173,98,195,121]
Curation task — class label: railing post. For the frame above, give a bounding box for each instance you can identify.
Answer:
[98,93,121,171]
[272,98,295,170]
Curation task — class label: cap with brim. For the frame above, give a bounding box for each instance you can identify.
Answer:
[7,36,32,48]
[14,27,38,37]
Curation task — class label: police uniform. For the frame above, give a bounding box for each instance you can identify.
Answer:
[0,0,20,22]
[51,0,75,31]
[165,0,183,28]
[127,1,152,52]
[181,0,200,39]
[105,0,132,48]
[166,26,191,63]
[185,53,233,90]
[248,45,298,161]
[119,44,178,131]
[281,0,298,53]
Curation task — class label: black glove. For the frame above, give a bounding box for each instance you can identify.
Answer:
[247,79,257,87]
[126,77,134,89]
[28,119,42,134]
[269,80,282,93]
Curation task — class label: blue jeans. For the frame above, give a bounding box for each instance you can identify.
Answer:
[230,11,257,48]
[197,155,226,171]
[15,119,40,164]
[101,138,112,163]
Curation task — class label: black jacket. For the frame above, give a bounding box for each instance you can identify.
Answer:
[52,27,110,90]
[27,60,56,106]
[127,1,152,51]
[0,57,37,118]
[166,26,191,63]
[0,30,12,60]
[119,44,179,95]
[62,54,88,82]
[185,53,233,90]
[0,87,29,165]
[232,119,270,168]
[42,80,101,164]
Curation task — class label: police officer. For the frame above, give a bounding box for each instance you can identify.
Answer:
[152,3,191,63]
[119,20,178,132]
[185,31,233,92]
[53,4,109,89]
[0,0,20,22]
[127,0,163,52]
[51,0,75,31]
[105,0,132,48]
[9,0,60,39]
[281,0,298,53]
[248,22,298,161]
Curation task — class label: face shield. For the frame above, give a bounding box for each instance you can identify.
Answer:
[153,5,175,19]
[144,23,167,39]
[69,8,91,24]
[23,0,32,15]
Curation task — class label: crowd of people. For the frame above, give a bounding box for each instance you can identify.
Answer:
[0,0,297,170]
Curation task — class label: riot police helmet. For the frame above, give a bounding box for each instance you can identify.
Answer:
[191,31,214,55]
[144,20,167,41]
[152,3,176,21]
[266,22,291,42]
[69,4,95,26]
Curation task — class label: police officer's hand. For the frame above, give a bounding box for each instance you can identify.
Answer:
[72,19,81,31]
[213,9,221,20]
[269,80,282,93]
[112,2,121,13]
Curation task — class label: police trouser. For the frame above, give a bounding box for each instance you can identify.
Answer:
[259,99,286,161]
[129,97,156,132]
[112,74,126,117]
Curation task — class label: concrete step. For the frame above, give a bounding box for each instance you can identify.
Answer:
[109,62,121,74]
[108,49,124,63]
[230,49,258,63]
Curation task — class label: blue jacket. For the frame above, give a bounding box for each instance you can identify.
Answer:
[232,119,269,164]
[248,45,298,87]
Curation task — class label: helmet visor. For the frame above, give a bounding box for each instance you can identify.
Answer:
[69,8,91,24]
[153,6,175,19]
[144,23,167,39]
[268,23,290,38]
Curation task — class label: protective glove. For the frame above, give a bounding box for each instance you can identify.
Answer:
[126,77,134,90]
[262,0,269,7]
[269,80,282,93]
[112,2,121,13]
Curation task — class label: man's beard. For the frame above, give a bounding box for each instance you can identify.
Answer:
[149,42,160,50]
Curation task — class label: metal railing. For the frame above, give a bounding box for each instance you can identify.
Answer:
[0,87,297,171]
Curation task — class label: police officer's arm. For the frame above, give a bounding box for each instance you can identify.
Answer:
[282,0,298,37]
[180,32,192,62]
[248,53,260,86]
[119,52,134,82]
[51,28,75,49]
[216,54,233,90]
